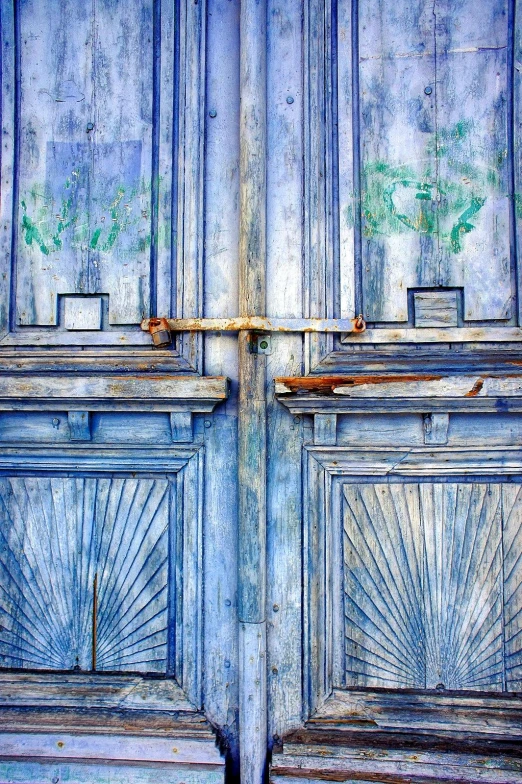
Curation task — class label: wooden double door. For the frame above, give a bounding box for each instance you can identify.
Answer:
[1,1,522,783]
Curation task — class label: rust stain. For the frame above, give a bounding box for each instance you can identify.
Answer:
[464,378,484,397]
[275,374,442,395]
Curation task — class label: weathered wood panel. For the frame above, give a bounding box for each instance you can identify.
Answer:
[16,0,155,326]
[0,476,170,673]
[358,0,511,324]
[502,484,522,690]
[343,482,514,691]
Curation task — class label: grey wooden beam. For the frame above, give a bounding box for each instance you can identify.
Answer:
[0,375,229,413]
[238,0,268,780]
[423,413,450,445]
[68,411,91,441]
[170,412,193,443]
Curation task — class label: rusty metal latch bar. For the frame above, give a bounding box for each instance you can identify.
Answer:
[142,316,366,347]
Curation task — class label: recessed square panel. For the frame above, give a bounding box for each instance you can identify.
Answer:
[64,297,102,330]
[414,291,458,328]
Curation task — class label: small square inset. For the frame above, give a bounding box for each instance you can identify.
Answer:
[414,291,458,328]
[63,297,102,330]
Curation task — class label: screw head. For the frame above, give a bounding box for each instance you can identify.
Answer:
[286,95,294,104]
[225,599,231,606]
[273,604,279,612]
[259,340,268,349]
[86,122,94,131]
[204,420,212,428]
[209,108,217,118]
[424,86,433,95]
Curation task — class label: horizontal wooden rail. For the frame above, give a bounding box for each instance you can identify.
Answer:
[141,316,366,334]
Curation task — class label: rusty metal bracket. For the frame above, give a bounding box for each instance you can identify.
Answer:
[142,316,366,347]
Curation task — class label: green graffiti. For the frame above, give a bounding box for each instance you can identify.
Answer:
[19,177,157,257]
[361,120,504,253]
[450,196,486,253]
[21,202,49,255]
[90,227,102,249]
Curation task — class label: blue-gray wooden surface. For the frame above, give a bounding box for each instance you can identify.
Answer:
[1,0,522,783]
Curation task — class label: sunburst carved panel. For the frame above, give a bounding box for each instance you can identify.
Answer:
[343,482,509,691]
[0,477,170,674]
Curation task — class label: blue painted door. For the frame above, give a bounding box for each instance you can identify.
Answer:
[0,0,228,780]
[2,0,522,782]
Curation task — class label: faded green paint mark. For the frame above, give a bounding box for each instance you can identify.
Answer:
[90,227,102,249]
[21,203,50,255]
[20,179,156,257]
[360,120,504,253]
[450,196,486,253]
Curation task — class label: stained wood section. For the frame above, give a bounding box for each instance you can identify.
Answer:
[16,0,157,326]
[0,374,228,412]
[272,688,522,782]
[63,298,102,331]
[343,482,522,691]
[414,291,458,328]
[0,476,170,673]
[275,373,522,413]
[358,0,511,325]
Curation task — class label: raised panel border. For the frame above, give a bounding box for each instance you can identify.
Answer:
[303,0,522,373]
[0,0,205,373]
[302,443,522,721]
[0,445,205,709]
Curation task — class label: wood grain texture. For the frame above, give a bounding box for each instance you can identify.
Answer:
[0,374,228,413]
[63,298,102,331]
[0,762,224,784]
[343,483,521,690]
[358,0,511,325]
[502,485,522,690]
[16,0,153,327]
[67,411,91,441]
[423,412,449,445]
[0,476,170,673]
[414,291,459,328]
[238,0,268,778]
[0,0,204,356]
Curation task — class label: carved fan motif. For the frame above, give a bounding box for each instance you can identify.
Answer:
[343,482,511,691]
[0,477,169,673]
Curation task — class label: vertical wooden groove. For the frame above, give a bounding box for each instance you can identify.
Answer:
[513,0,521,325]
[239,0,267,780]
[92,572,98,672]
[350,0,363,317]
[0,0,18,336]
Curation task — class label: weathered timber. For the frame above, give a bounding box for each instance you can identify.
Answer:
[0,374,228,412]
[238,0,268,780]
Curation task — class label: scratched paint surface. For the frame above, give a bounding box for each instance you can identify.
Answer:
[357,0,512,323]
[16,0,155,326]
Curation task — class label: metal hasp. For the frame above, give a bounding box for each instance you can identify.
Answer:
[142,315,366,346]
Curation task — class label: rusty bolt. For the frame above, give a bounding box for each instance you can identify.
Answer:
[353,314,366,333]
[148,318,171,348]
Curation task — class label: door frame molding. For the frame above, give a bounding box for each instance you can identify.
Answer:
[303,444,522,719]
[0,445,205,709]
